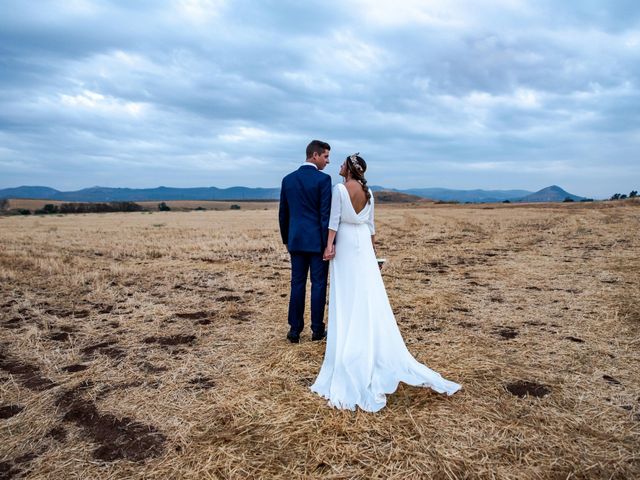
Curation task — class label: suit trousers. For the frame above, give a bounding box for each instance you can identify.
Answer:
[288,252,328,335]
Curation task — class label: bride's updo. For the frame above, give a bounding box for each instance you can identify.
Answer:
[346,153,371,203]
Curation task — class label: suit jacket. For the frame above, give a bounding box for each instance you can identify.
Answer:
[279,165,332,253]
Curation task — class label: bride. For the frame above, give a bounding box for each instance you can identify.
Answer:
[310,153,461,412]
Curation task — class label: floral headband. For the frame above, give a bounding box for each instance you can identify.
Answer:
[348,153,363,174]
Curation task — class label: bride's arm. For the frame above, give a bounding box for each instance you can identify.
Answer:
[327,229,337,248]
[324,186,342,260]
[367,192,376,254]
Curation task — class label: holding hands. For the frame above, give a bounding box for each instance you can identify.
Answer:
[323,244,335,261]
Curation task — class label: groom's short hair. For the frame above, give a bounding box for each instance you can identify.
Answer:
[306,140,330,159]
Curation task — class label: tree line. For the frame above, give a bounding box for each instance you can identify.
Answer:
[2,201,144,215]
[610,190,637,200]
[0,200,246,215]
[40,202,143,214]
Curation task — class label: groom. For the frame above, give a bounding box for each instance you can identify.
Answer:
[279,140,332,343]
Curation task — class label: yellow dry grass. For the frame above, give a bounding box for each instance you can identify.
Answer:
[0,201,638,479]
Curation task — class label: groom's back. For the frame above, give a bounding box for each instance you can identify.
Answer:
[279,167,331,253]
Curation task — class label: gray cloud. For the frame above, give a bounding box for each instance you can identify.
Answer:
[0,0,639,197]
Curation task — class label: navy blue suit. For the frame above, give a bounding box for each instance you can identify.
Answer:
[279,165,332,336]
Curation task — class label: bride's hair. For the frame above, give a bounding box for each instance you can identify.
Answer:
[346,153,371,203]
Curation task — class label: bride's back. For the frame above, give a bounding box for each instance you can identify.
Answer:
[344,180,368,214]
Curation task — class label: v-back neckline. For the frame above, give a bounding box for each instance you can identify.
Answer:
[341,183,367,215]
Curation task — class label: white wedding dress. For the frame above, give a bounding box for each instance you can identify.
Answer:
[310,183,461,412]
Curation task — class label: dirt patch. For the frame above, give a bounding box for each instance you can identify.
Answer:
[298,377,315,387]
[603,375,621,385]
[459,322,477,329]
[62,364,89,373]
[495,327,518,340]
[564,336,585,343]
[197,257,223,264]
[49,331,72,342]
[2,318,21,329]
[0,461,21,479]
[91,381,144,401]
[100,347,125,359]
[0,347,57,391]
[188,376,215,389]
[505,381,551,398]
[216,295,241,302]
[45,309,90,318]
[80,341,125,359]
[47,426,67,442]
[0,405,24,419]
[421,326,441,332]
[14,452,39,465]
[56,387,166,462]
[81,340,117,355]
[143,335,196,346]
[231,310,252,322]
[175,311,210,320]
[427,260,447,268]
[139,362,168,373]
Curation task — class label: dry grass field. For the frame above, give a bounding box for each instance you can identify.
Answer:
[0,201,639,479]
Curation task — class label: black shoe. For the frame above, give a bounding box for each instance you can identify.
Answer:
[311,330,327,341]
[286,332,300,343]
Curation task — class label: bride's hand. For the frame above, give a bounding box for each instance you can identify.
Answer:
[323,244,335,261]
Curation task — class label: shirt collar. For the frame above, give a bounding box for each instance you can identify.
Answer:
[302,161,318,169]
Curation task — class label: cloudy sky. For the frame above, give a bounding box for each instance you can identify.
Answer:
[1,0,639,197]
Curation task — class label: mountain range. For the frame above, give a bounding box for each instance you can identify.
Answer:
[0,185,280,202]
[516,185,585,202]
[0,184,585,203]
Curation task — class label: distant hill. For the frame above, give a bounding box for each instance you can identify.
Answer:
[0,185,280,201]
[400,187,534,203]
[370,185,533,203]
[374,190,430,203]
[0,186,61,199]
[519,185,585,203]
[0,184,586,203]
[372,185,585,203]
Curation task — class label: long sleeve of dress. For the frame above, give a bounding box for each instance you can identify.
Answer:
[366,191,375,235]
[328,184,342,231]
